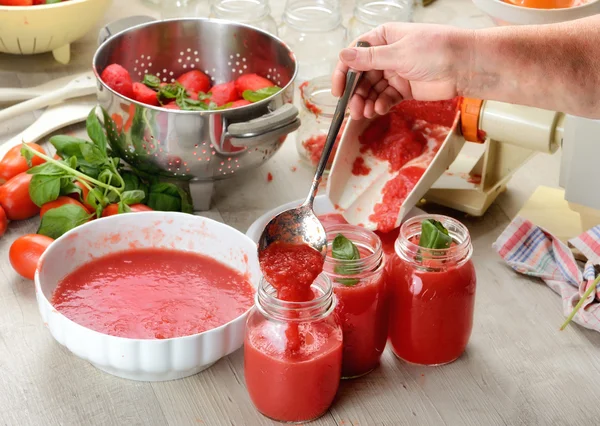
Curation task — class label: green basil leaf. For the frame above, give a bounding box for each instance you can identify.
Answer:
[147,183,183,212]
[176,186,193,214]
[50,136,90,159]
[29,175,61,207]
[60,180,82,199]
[143,74,161,90]
[120,190,145,206]
[176,97,210,111]
[97,169,114,185]
[123,172,141,191]
[419,219,452,250]
[37,204,91,239]
[79,143,107,166]
[331,234,361,286]
[332,234,360,261]
[27,162,66,176]
[101,107,125,150]
[86,108,108,155]
[242,86,282,103]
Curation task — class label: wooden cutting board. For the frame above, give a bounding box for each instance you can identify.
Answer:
[516,186,600,261]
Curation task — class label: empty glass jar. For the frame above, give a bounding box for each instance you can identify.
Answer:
[348,0,413,41]
[279,0,347,82]
[211,0,278,36]
[160,0,210,18]
[296,75,349,171]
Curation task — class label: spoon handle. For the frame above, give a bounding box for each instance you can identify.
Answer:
[303,41,370,207]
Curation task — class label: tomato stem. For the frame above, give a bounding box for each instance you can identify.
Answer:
[560,274,600,330]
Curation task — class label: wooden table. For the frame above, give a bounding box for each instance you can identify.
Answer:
[0,1,598,425]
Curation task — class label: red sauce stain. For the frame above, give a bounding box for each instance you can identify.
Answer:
[351,157,371,176]
[167,219,174,224]
[66,248,76,259]
[290,166,297,172]
[300,81,322,116]
[302,121,347,168]
[357,98,460,232]
[467,174,482,185]
[105,233,122,245]
[128,241,143,250]
[267,172,273,182]
[52,249,255,339]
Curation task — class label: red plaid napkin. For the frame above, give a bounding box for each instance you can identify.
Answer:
[493,216,600,331]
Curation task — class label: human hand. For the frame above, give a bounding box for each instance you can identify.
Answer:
[332,23,473,120]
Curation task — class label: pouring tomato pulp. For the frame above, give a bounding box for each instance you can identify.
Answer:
[353,98,460,232]
[52,248,255,339]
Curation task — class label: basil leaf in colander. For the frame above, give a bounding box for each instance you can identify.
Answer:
[242,86,282,103]
[143,74,161,90]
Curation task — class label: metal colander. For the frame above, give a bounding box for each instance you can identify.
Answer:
[92,17,299,187]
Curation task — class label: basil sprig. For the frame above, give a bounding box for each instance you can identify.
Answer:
[331,234,361,287]
[418,219,452,250]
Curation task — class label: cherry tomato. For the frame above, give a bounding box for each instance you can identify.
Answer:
[9,234,54,280]
[66,181,94,213]
[0,143,45,184]
[0,205,7,238]
[0,173,40,220]
[0,0,34,5]
[40,196,89,218]
[101,203,153,217]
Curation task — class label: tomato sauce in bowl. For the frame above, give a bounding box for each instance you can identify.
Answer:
[52,248,255,340]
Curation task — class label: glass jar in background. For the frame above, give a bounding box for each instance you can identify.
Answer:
[211,0,278,36]
[388,214,477,366]
[160,0,211,18]
[244,274,342,423]
[296,75,348,171]
[323,224,388,379]
[279,0,347,82]
[348,0,414,41]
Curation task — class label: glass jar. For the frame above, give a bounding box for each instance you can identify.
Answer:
[211,0,278,36]
[279,0,347,82]
[296,75,348,171]
[160,0,211,18]
[244,274,343,423]
[323,224,387,379]
[388,214,476,366]
[348,0,414,41]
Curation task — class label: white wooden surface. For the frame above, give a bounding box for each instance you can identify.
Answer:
[1,1,599,425]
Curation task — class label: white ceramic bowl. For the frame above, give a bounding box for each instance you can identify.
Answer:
[246,195,425,242]
[35,212,261,382]
[472,0,600,25]
[0,0,112,64]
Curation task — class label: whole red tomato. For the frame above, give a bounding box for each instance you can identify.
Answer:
[102,203,153,217]
[40,196,89,218]
[0,143,45,184]
[0,205,7,238]
[66,181,94,213]
[0,173,40,220]
[9,234,54,280]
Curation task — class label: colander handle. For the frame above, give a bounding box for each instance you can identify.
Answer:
[226,104,301,148]
[98,16,156,46]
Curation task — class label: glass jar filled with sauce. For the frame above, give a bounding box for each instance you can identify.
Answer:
[279,0,347,82]
[296,75,348,171]
[244,274,343,423]
[388,214,476,365]
[211,0,278,36]
[348,0,413,40]
[324,225,388,379]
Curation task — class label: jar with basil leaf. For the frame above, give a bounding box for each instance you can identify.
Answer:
[324,224,387,379]
[388,215,476,366]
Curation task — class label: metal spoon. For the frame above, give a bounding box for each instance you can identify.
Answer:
[257,41,369,259]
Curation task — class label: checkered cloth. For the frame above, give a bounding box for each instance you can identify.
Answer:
[493,216,600,331]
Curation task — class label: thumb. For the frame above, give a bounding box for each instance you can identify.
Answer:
[339,45,399,71]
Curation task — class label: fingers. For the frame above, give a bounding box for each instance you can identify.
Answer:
[338,43,399,72]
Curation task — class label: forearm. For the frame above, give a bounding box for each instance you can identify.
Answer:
[457,16,600,118]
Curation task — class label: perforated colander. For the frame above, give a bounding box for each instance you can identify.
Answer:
[93,17,299,188]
